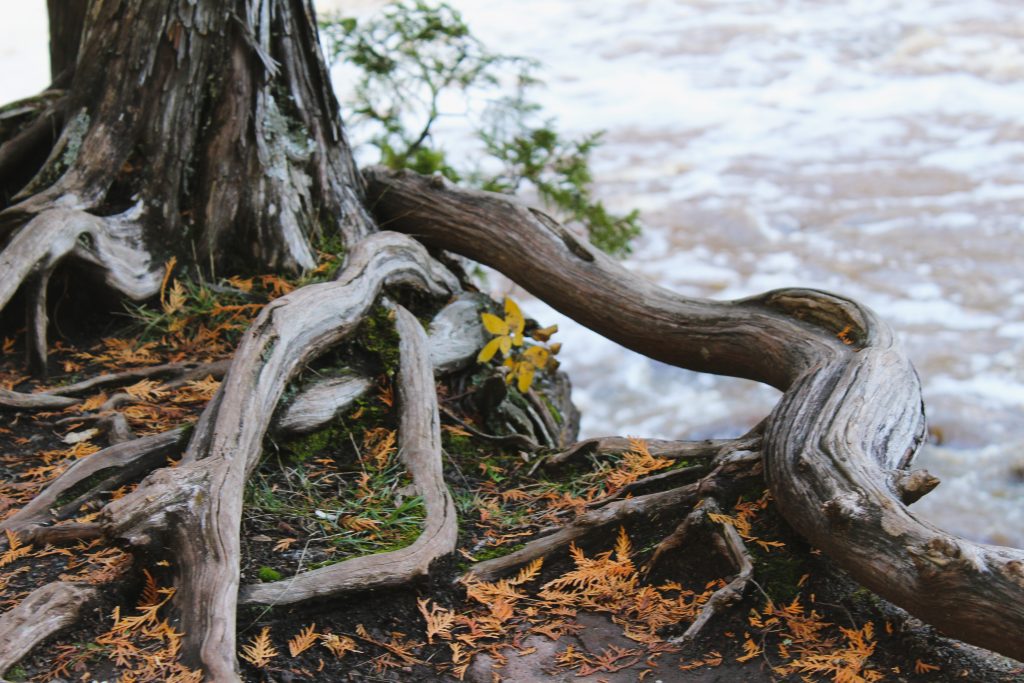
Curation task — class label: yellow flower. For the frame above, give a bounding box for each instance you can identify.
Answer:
[477,298,525,363]
[503,345,549,392]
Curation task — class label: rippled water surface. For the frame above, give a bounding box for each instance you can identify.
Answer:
[4,1,1023,547]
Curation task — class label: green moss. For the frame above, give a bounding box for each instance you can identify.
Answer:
[257,566,283,582]
[542,395,563,425]
[281,423,347,464]
[442,432,476,460]
[474,543,524,562]
[355,305,401,375]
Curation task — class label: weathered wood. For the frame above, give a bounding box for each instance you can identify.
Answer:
[545,431,762,468]
[0,207,163,372]
[0,582,98,676]
[428,293,489,373]
[466,450,762,583]
[46,0,88,82]
[0,388,78,410]
[1,428,186,535]
[0,0,375,371]
[365,167,1024,661]
[241,305,458,604]
[276,374,372,435]
[100,232,457,681]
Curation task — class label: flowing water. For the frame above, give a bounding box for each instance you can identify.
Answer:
[363,0,1024,549]
[4,1,1022,548]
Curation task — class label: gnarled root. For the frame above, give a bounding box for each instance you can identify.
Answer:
[240,305,457,605]
[0,582,98,679]
[365,166,1024,661]
[464,448,762,584]
[0,206,162,374]
[91,232,456,680]
[646,498,755,643]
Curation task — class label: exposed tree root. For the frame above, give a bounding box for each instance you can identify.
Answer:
[542,428,763,469]
[0,359,231,410]
[648,498,755,643]
[0,388,78,410]
[365,166,1024,661]
[0,91,65,201]
[464,449,762,583]
[0,582,98,679]
[54,409,135,443]
[440,405,542,453]
[89,232,456,680]
[275,374,372,435]
[1,428,187,537]
[240,305,457,605]
[0,206,163,373]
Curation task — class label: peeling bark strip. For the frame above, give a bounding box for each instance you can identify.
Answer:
[0,582,99,676]
[365,167,1024,661]
[98,233,456,680]
[241,305,458,605]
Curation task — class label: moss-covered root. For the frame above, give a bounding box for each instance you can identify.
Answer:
[240,304,457,604]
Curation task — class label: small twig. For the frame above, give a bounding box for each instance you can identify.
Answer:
[668,498,755,643]
[543,430,763,469]
[28,522,104,545]
[0,360,231,411]
[440,405,540,452]
[588,464,709,509]
[47,359,231,397]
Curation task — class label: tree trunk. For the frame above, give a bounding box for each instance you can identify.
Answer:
[0,0,373,371]
[47,0,88,84]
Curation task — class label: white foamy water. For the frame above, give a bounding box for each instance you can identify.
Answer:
[388,0,1024,549]
[3,1,1022,548]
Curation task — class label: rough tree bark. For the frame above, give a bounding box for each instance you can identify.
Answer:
[1,0,372,373]
[0,1,1020,681]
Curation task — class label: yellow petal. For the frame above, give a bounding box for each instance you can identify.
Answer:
[548,342,562,355]
[503,297,522,320]
[504,298,525,337]
[523,346,549,368]
[481,312,509,336]
[499,336,512,356]
[477,337,503,364]
[516,365,535,392]
[531,324,558,342]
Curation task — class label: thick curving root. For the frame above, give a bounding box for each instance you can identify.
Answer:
[365,166,1024,661]
[0,232,460,681]
[240,304,457,605]
[85,232,457,681]
[0,582,99,678]
[0,206,163,375]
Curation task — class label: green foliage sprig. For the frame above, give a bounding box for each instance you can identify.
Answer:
[321,1,641,256]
